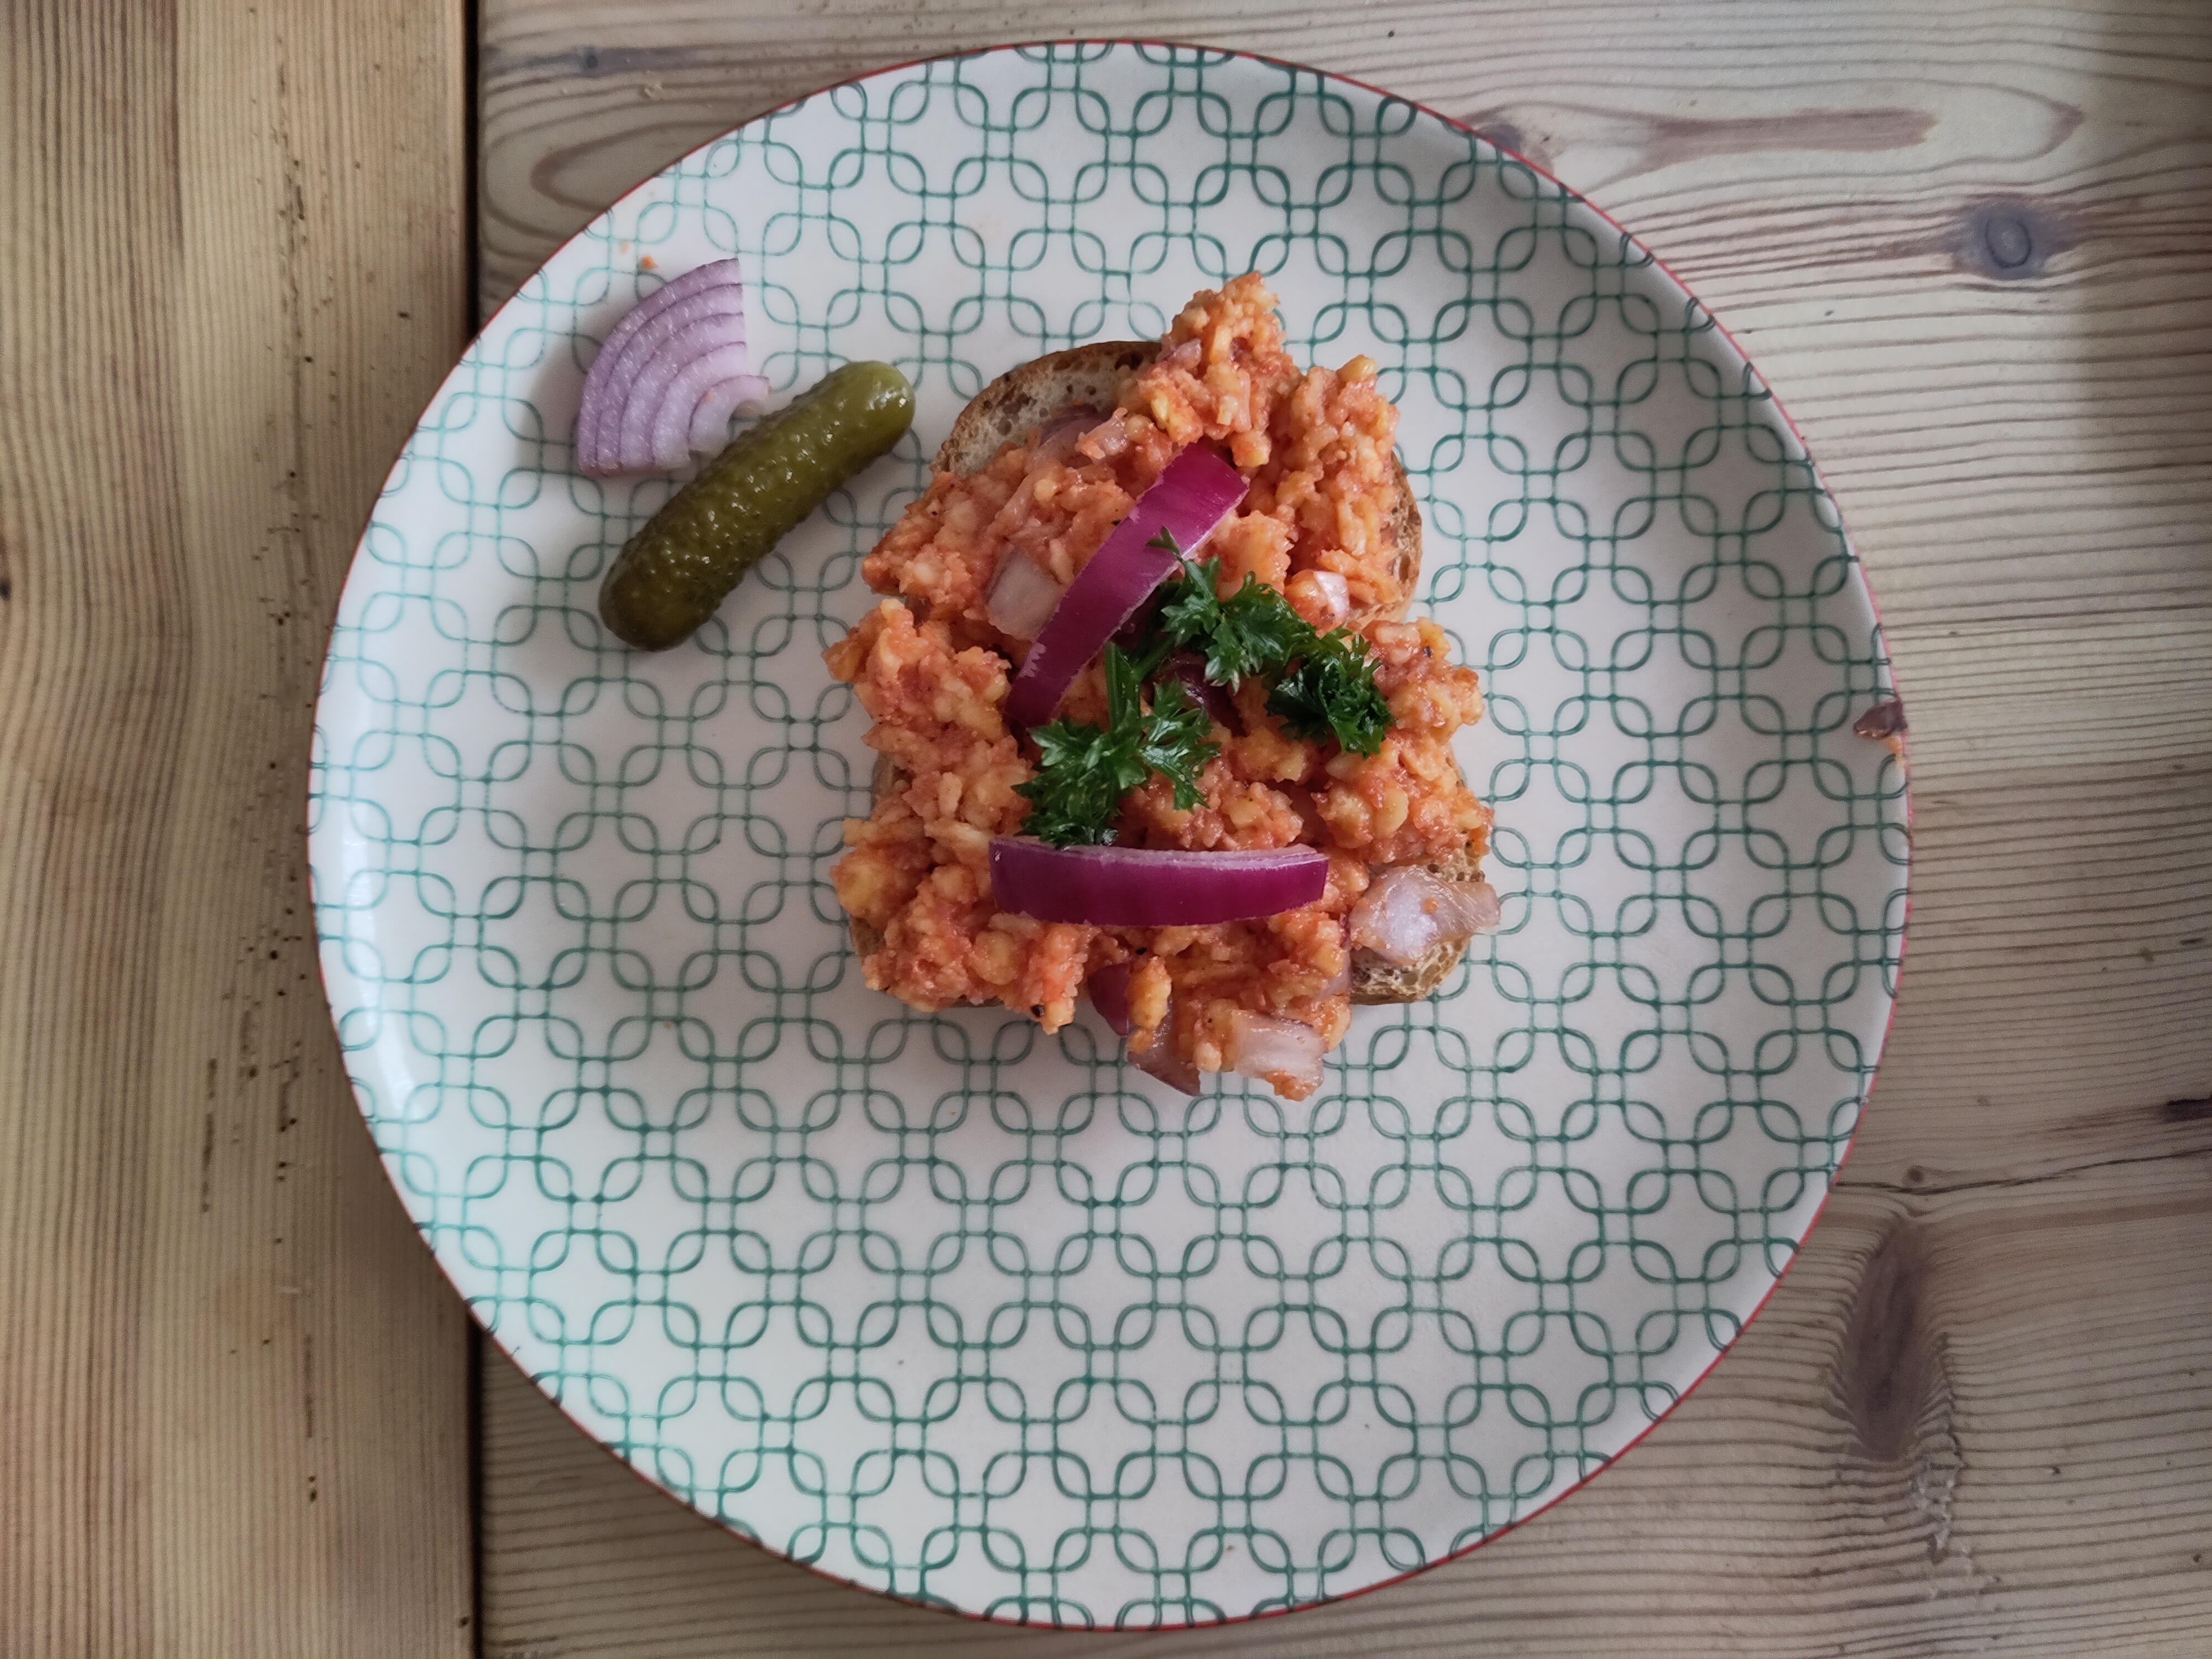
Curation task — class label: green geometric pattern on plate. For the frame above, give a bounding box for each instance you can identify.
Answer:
[310,42,1907,1625]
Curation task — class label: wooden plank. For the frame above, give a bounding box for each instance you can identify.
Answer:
[469,0,2212,1651]
[0,3,476,1653]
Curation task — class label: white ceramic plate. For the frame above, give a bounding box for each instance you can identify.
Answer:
[311,41,1908,1626]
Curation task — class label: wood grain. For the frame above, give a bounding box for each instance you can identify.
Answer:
[0,2,474,1653]
[463,0,2212,1652]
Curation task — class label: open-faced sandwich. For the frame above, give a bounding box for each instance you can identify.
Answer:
[824,274,1498,1100]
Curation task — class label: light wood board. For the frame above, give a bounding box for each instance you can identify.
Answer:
[17,0,2195,1652]
[470,1,2212,1652]
[1,2,475,1653]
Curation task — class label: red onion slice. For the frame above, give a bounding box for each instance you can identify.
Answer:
[990,839,1325,927]
[1087,961,1134,1035]
[574,259,755,477]
[985,551,1066,640]
[1348,867,1502,966]
[644,342,764,468]
[1226,1010,1324,1096]
[1004,445,1249,728]
[686,370,771,455]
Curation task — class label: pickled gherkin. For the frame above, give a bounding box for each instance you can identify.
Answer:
[598,360,914,650]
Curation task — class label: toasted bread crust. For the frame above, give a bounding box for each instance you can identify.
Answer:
[1364,459,1423,630]
[937,342,1161,477]
[847,753,901,961]
[848,346,1480,1013]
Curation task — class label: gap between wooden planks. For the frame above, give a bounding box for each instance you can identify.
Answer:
[1,2,473,1653]
[470,1,2212,1653]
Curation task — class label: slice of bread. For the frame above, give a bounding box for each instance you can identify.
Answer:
[848,342,1486,1010]
[937,341,1160,476]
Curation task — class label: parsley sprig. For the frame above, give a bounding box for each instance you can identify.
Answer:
[1150,534,1392,755]
[1016,644,1217,846]
[1012,531,1395,844]
[1266,627,1393,755]
[1152,551,1310,688]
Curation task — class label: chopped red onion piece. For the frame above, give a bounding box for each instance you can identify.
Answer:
[1226,1010,1323,1097]
[1087,962,1199,1093]
[1348,867,1502,966]
[1312,570,1350,623]
[989,839,1326,927]
[1077,415,1131,462]
[1087,961,1134,1036]
[1131,1009,1201,1095]
[1034,405,1104,461]
[1004,445,1249,728]
[1160,651,1239,732]
[985,551,1065,640]
[1319,952,1352,999]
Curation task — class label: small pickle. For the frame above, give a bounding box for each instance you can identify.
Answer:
[598,360,914,650]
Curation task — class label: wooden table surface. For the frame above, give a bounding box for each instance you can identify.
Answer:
[5,2,2208,1653]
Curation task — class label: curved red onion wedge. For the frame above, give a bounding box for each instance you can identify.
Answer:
[989,839,1325,927]
[1004,445,1248,728]
[578,288,742,468]
[1131,1008,1201,1094]
[574,259,755,476]
[575,285,739,469]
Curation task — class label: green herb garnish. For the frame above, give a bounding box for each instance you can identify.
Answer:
[1150,531,1393,755]
[1266,626,1394,755]
[1015,644,1218,846]
[1152,543,1311,688]
[1015,532,1395,842]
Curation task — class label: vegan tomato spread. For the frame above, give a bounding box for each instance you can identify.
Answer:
[825,275,1492,1098]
